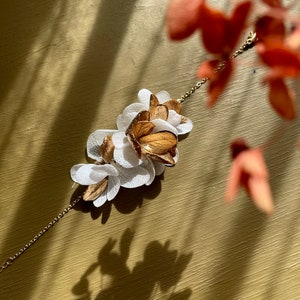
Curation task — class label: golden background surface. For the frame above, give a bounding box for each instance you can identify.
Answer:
[1,1,300,299]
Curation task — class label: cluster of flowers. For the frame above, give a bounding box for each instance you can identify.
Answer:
[71,89,193,207]
[166,0,300,214]
[167,0,300,119]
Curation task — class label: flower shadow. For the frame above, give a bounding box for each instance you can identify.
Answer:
[72,175,162,223]
[72,228,193,300]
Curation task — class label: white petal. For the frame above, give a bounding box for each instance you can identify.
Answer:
[153,161,165,176]
[89,164,117,183]
[112,131,127,148]
[118,165,150,188]
[70,164,100,185]
[116,103,145,131]
[87,129,117,161]
[138,89,152,106]
[151,119,178,136]
[156,90,171,103]
[165,149,179,166]
[70,164,84,182]
[113,133,141,167]
[106,176,121,201]
[93,191,108,207]
[142,158,155,186]
[93,164,119,177]
[114,145,141,168]
[174,148,179,164]
[167,110,182,127]
[177,118,193,135]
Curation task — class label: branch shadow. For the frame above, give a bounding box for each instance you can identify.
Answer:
[72,174,162,224]
[0,0,60,105]
[205,114,299,299]
[263,205,300,299]
[72,228,193,300]
[1,1,138,299]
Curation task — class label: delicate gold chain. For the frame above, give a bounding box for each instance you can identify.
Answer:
[0,32,257,275]
[177,32,257,103]
[0,196,82,273]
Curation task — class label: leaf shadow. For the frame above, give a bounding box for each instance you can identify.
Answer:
[72,175,162,223]
[72,228,193,300]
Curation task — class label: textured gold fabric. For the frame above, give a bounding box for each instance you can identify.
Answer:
[1,1,300,299]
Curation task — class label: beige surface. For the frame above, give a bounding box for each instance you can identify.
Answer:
[1,1,300,299]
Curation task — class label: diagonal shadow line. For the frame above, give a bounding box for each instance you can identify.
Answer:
[179,65,299,298]
[0,1,137,299]
[205,113,299,300]
[0,1,68,159]
[180,73,256,249]
[126,18,168,102]
[0,0,60,106]
[263,204,300,300]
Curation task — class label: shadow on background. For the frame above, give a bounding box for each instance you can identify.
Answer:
[205,108,300,299]
[0,0,60,105]
[72,228,193,300]
[72,175,162,223]
[1,1,138,299]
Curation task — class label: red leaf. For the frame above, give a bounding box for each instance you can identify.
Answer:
[257,44,300,77]
[255,15,285,46]
[267,78,296,120]
[197,60,234,107]
[261,0,283,8]
[225,141,274,214]
[198,0,227,55]
[199,0,252,56]
[226,1,253,52]
[197,59,219,79]
[166,0,202,40]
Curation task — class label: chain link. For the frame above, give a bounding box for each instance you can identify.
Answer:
[0,196,82,273]
[177,32,257,103]
[0,32,258,275]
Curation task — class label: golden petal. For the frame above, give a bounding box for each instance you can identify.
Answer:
[163,100,182,114]
[150,94,159,106]
[133,121,155,138]
[100,135,115,163]
[139,131,177,155]
[126,120,154,157]
[147,152,175,165]
[125,111,150,135]
[149,104,168,121]
[83,178,108,201]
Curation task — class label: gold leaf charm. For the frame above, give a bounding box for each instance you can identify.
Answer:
[100,135,115,163]
[149,94,169,120]
[163,99,182,114]
[126,110,177,165]
[140,131,177,165]
[83,178,108,201]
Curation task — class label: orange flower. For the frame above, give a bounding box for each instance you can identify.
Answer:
[197,59,233,107]
[225,139,274,214]
[255,15,300,120]
[167,0,252,56]
[166,0,202,40]
[265,77,296,120]
[167,0,252,107]
[197,0,252,57]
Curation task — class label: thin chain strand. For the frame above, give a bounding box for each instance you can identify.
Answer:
[177,32,257,103]
[0,32,258,275]
[0,196,82,273]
